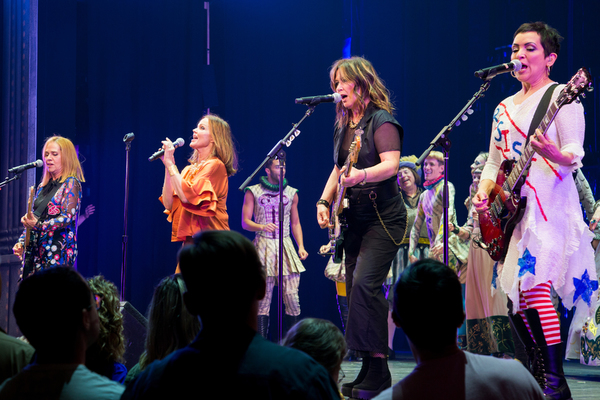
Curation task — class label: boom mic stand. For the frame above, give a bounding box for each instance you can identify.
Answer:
[239,105,315,342]
[416,80,491,265]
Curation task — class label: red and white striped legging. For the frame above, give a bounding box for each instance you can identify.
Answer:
[517,281,561,346]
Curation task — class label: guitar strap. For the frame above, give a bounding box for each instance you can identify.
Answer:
[525,83,559,146]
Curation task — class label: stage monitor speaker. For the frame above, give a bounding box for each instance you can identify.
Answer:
[120,301,147,368]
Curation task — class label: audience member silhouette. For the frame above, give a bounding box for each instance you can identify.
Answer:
[122,230,339,399]
[125,274,201,384]
[0,267,124,399]
[86,275,127,383]
[373,259,544,400]
[0,274,35,384]
[281,317,346,394]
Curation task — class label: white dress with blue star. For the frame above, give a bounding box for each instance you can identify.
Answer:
[480,82,598,312]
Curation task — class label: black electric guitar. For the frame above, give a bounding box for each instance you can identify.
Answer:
[20,186,36,280]
[327,129,363,263]
[479,67,593,261]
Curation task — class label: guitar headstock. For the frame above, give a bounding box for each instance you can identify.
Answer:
[558,67,594,106]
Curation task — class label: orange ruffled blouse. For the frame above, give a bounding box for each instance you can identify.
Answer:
[160,158,230,242]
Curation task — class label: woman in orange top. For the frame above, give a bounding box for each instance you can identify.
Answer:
[160,114,238,247]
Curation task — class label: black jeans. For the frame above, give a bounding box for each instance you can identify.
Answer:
[343,194,406,354]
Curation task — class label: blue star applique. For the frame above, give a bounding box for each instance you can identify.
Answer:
[517,248,536,278]
[491,262,498,289]
[572,270,599,307]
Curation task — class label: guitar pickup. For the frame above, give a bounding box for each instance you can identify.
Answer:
[342,198,349,209]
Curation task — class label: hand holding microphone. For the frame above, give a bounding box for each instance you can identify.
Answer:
[148,138,185,162]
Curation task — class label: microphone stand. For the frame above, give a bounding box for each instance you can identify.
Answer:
[0,173,22,188]
[121,133,135,301]
[239,105,316,342]
[416,80,490,266]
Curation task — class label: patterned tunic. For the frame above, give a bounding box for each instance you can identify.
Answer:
[18,177,82,271]
[480,82,597,311]
[409,179,469,273]
[246,182,305,277]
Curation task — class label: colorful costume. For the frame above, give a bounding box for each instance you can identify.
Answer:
[463,154,513,356]
[17,177,82,272]
[246,177,305,317]
[480,82,597,311]
[160,158,229,241]
[408,177,469,274]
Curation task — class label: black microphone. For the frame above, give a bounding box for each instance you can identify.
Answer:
[8,159,43,174]
[474,60,523,80]
[148,138,185,162]
[295,93,342,105]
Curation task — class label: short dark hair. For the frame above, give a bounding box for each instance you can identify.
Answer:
[178,230,265,319]
[281,318,346,377]
[266,151,286,170]
[393,259,464,350]
[514,21,563,57]
[14,267,93,350]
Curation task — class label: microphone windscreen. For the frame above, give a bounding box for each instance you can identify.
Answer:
[174,138,185,148]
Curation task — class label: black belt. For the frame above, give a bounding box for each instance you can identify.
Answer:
[347,181,399,206]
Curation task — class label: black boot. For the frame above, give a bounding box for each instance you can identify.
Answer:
[258,315,269,339]
[341,356,370,397]
[523,308,572,400]
[284,314,300,337]
[352,357,392,399]
[337,294,349,333]
[508,311,537,373]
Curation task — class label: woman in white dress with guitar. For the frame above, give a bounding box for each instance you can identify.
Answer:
[472,22,596,400]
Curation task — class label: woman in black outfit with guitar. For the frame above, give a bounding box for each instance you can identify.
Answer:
[13,136,85,277]
[316,56,406,400]
[472,22,596,400]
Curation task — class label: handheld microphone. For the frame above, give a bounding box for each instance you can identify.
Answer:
[148,138,185,162]
[8,159,43,174]
[474,60,522,80]
[295,93,342,105]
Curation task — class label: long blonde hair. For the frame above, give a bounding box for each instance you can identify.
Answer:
[40,136,85,186]
[329,56,395,129]
[188,114,238,176]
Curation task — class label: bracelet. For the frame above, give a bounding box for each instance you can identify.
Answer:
[316,199,330,208]
[359,169,367,186]
[167,165,179,177]
[452,226,460,234]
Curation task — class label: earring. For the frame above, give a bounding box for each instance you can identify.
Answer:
[511,71,517,78]
[547,65,551,75]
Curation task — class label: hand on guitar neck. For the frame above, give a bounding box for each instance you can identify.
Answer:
[21,211,38,230]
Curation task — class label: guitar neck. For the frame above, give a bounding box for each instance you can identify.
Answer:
[499,100,561,196]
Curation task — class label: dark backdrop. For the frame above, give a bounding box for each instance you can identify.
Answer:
[12,0,600,332]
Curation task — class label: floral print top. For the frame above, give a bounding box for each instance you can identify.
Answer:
[18,177,82,273]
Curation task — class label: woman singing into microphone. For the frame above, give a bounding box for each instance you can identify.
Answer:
[13,136,85,275]
[159,114,238,248]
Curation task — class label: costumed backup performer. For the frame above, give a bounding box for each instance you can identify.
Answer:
[408,151,469,274]
[452,152,513,357]
[472,22,597,399]
[316,56,406,400]
[242,155,308,338]
[159,114,237,261]
[385,155,429,355]
[13,136,85,275]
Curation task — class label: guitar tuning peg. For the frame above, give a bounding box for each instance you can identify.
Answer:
[587,86,594,93]
[581,92,586,99]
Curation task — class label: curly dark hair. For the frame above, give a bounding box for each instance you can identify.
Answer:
[86,275,125,366]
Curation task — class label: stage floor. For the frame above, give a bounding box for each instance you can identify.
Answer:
[340,353,600,399]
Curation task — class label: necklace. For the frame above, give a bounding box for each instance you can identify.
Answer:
[348,111,364,129]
